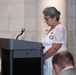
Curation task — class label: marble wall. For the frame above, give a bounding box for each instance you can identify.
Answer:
[67,0,76,64]
[0,0,25,40]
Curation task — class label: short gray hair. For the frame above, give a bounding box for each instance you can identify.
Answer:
[43,7,61,21]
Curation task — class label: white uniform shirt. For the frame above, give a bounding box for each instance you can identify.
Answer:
[42,24,67,54]
[42,24,67,75]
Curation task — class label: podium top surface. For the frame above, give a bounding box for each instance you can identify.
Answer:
[0,38,43,50]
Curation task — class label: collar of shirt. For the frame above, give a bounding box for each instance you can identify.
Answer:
[61,66,74,73]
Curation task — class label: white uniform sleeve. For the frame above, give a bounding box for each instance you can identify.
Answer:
[53,26,67,44]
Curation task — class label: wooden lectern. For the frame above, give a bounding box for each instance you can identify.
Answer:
[0,38,43,75]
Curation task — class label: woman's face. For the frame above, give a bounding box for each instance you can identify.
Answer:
[44,16,55,27]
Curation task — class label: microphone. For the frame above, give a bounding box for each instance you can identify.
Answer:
[16,28,25,40]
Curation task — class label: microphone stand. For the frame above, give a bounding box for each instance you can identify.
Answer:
[16,32,23,40]
[16,28,25,40]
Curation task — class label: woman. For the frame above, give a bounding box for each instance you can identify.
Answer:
[42,7,67,75]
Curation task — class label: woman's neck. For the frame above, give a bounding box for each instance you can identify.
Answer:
[51,21,60,29]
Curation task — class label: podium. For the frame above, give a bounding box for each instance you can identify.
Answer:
[0,38,43,75]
